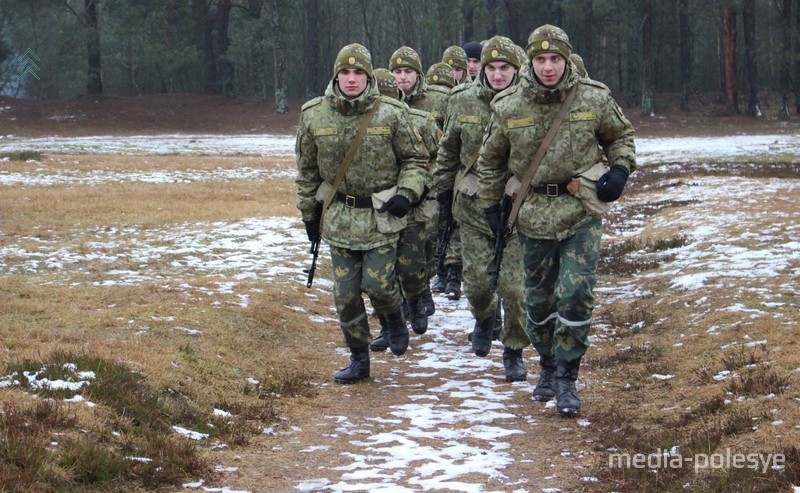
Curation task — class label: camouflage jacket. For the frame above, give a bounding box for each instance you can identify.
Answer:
[295,79,429,250]
[407,107,439,225]
[432,79,498,234]
[405,79,449,130]
[475,64,636,240]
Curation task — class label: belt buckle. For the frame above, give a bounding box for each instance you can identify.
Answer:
[345,195,356,208]
[546,184,559,197]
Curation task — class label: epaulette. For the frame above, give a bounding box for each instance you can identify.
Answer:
[582,78,610,91]
[301,97,323,112]
[450,83,471,97]
[379,95,407,109]
[427,85,450,95]
[408,107,431,118]
[492,84,521,103]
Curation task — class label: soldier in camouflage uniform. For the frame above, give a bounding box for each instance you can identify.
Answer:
[389,46,449,130]
[475,25,636,415]
[390,46,461,300]
[367,68,439,350]
[441,45,469,85]
[433,35,530,382]
[295,44,428,384]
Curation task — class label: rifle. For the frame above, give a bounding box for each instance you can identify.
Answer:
[489,194,512,293]
[304,235,320,288]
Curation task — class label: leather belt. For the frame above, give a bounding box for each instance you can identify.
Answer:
[532,183,569,197]
[335,192,372,208]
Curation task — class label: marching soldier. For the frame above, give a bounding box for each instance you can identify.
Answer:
[295,44,428,384]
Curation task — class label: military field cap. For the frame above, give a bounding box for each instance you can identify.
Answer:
[373,68,401,99]
[480,35,521,69]
[511,44,527,67]
[389,46,423,74]
[526,24,572,60]
[462,41,482,60]
[426,62,456,88]
[441,45,468,71]
[333,43,373,78]
[570,53,587,77]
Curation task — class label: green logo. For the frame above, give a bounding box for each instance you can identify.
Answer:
[18,48,41,81]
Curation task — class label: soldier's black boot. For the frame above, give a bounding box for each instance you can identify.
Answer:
[420,287,436,316]
[431,264,447,293]
[334,347,370,384]
[532,355,557,402]
[408,294,429,335]
[444,264,462,300]
[502,347,527,382]
[369,316,389,352]
[492,306,503,340]
[384,310,409,356]
[555,357,582,416]
[471,316,494,357]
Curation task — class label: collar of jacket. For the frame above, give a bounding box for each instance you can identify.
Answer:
[325,78,380,116]
[404,78,428,106]
[520,61,579,104]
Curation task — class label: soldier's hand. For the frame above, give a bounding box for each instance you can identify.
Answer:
[379,195,411,218]
[596,164,629,202]
[436,190,453,223]
[303,203,323,241]
[484,203,509,236]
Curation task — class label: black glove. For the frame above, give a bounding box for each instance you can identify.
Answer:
[436,190,453,224]
[303,203,322,241]
[596,164,629,202]
[484,203,508,236]
[378,195,411,218]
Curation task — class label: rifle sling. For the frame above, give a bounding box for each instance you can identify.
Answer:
[319,102,380,233]
[506,85,577,231]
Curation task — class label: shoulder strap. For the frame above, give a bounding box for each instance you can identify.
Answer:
[319,103,380,231]
[506,85,577,231]
[452,143,482,196]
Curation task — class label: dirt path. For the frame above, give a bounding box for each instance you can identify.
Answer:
[199,294,598,493]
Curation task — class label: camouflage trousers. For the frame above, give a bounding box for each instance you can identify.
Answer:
[330,244,402,349]
[461,224,529,350]
[397,222,428,299]
[420,202,439,282]
[519,218,602,362]
[434,213,463,273]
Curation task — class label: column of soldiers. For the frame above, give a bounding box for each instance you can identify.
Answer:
[295,25,636,418]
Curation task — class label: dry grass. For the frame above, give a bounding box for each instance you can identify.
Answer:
[2,149,799,491]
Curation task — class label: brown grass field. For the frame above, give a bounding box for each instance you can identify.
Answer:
[0,95,799,492]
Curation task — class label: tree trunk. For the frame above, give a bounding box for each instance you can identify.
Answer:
[722,6,738,113]
[191,0,216,92]
[85,0,103,94]
[501,0,521,43]
[583,0,593,74]
[213,0,235,97]
[679,0,691,110]
[778,0,792,117]
[641,1,655,116]
[742,0,760,116]
[270,0,288,113]
[304,0,321,98]
[796,0,800,115]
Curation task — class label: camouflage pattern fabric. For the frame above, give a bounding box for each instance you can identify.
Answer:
[396,222,428,299]
[404,79,449,130]
[520,218,602,361]
[474,60,636,241]
[330,244,402,348]
[461,225,528,350]
[295,78,429,249]
[407,107,440,282]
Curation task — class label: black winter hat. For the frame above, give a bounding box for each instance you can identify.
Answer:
[462,41,482,60]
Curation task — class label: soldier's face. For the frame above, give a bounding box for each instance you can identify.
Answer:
[484,61,517,91]
[337,68,369,98]
[467,58,480,78]
[452,67,465,81]
[532,53,566,88]
[392,68,418,93]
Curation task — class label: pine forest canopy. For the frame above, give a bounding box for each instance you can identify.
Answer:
[1,0,799,116]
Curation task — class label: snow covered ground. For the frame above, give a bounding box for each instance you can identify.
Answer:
[1,133,798,492]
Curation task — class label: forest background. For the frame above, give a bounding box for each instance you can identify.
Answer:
[1,0,799,119]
